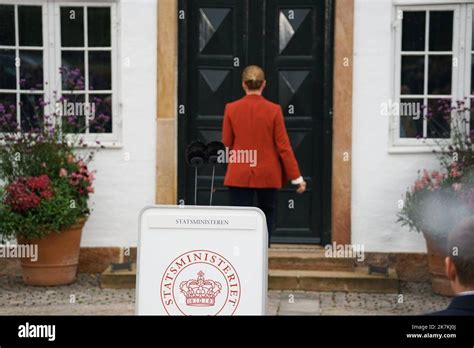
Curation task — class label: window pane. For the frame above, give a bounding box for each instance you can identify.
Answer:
[60,94,86,134]
[89,51,111,90]
[429,11,453,52]
[402,11,425,51]
[0,93,17,132]
[20,94,43,132]
[20,50,43,90]
[0,50,16,89]
[428,55,451,95]
[88,7,111,47]
[427,98,451,138]
[401,55,424,95]
[89,94,112,133]
[61,7,84,47]
[18,6,43,46]
[61,51,85,90]
[400,99,424,138]
[0,5,15,46]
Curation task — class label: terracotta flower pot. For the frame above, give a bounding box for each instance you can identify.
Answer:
[422,232,454,297]
[17,218,86,286]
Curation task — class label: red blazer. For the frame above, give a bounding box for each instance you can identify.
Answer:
[222,94,301,189]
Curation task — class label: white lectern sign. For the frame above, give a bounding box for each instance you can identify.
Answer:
[136,205,268,315]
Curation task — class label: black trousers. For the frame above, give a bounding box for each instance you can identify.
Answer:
[229,187,277,246]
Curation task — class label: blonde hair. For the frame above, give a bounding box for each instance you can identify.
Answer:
[242,65,265,90]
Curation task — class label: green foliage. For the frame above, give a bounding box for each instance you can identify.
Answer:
[0,68,101,241]
[397,100,474,240]
[397,185,471,241]
[0,139,73,182]
[0,179,82,241]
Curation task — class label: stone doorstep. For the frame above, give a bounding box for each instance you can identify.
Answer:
[268,250,356,272]
[269,244,324,251]
[69,247,428,282]
[268,244,357,272]
[269,267,399,293]
[100,263,399,294]
[100,264,137,289]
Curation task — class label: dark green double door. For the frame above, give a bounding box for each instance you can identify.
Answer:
[178,0,334,244]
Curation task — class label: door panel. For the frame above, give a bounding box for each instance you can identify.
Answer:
[183,0,246,208]
[264,0,325,243]
[178,0,332,244]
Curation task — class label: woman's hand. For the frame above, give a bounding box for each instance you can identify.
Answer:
[296,180,307,194]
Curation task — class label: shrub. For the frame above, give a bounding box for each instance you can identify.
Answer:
[0,67,108,240]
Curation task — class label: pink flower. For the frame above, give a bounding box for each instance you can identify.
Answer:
[451,167,462,178]
[59,168,68,177]
[414,179,426,191]
[88,170,96,181]
[450,162,462,178]
[69,176,80,186]
[421,170,431,185]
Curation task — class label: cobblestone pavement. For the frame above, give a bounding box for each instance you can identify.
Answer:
[0,274,451,315]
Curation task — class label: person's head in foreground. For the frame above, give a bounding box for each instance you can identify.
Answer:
[432,216,474,315]
[242,65,266,95]
[446,216,474,295]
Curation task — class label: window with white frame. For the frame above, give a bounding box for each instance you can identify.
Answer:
[469,4,474,139]
[0,1,118,144]
[393,4,473,148]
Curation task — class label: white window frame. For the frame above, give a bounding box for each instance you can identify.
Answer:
[466,4,473,128]
[0,0,121,148]
[389,3,471,153]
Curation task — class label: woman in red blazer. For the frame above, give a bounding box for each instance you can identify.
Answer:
[222,65,306,244]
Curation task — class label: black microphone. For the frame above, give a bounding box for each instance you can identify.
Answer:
[186,141,207,205]
[206,142,225,205]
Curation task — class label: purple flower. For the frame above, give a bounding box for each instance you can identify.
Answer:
[67,116,78,125]
[59,67,70,74]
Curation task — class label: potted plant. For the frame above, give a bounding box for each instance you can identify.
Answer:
[0,67,109,286]
[398,99,473,296]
